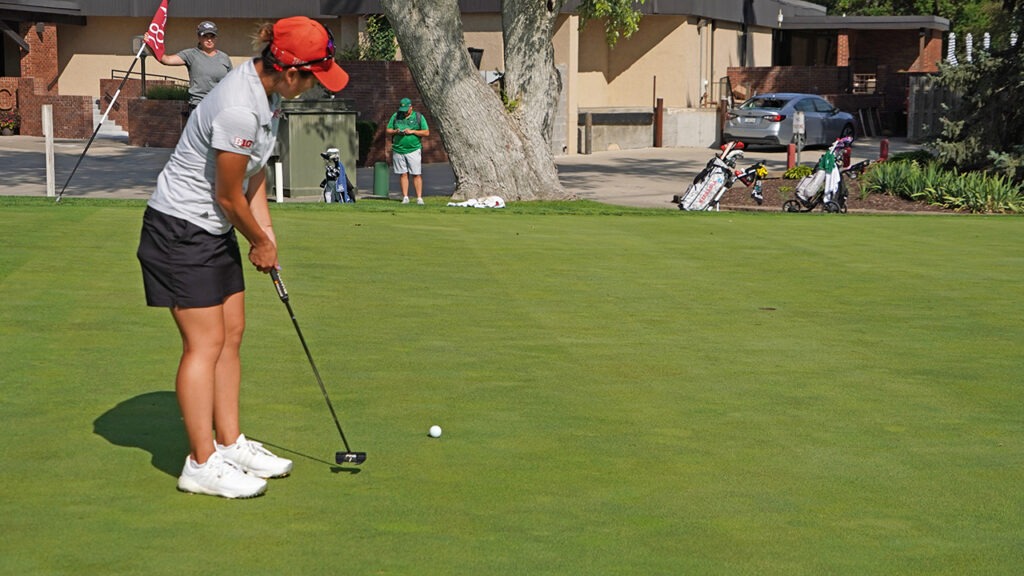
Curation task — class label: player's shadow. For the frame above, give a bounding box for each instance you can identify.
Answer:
[93,391,187,477]
[94,391,360,476]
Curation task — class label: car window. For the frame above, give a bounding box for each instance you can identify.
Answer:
[741,97,788,110]
[813,98,835,113]
[794,98,816,113]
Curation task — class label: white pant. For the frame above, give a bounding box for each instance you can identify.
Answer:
[392,148,422,175]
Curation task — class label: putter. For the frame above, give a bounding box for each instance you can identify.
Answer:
[270,269,366,465]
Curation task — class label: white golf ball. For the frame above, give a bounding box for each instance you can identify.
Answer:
[429,425,442,438]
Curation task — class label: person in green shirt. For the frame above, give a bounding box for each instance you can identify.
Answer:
[386,97,430,204]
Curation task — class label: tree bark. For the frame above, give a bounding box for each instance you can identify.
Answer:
[503,0,563,158]
[381,0,570,201]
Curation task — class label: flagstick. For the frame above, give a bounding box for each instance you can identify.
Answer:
[56,42,148,203]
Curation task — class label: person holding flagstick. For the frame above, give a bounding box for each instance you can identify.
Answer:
[155,20,232,111]
[136,15,349,499]
[55,0,169,202]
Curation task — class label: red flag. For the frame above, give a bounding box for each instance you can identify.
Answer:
[143,0,169,60]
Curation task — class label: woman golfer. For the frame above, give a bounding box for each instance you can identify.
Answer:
[137,16,348,498]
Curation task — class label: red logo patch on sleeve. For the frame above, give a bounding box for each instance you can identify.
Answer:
[232,137,254,149]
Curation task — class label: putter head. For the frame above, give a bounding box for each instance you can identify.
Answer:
[336,451,366,465]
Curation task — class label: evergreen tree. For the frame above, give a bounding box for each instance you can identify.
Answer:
[932,0,1023,183]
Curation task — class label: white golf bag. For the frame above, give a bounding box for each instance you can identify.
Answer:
[795,137,850,206]
[675,141,747,211]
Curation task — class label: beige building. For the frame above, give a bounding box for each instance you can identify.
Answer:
[2,1,945,148]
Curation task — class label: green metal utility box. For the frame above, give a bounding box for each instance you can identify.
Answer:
[277,99,357,198]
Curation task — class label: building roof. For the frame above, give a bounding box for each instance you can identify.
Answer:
[9,0,949,34]
[783,14,950,32]
[0,0,85,24]
[70,0,329,18]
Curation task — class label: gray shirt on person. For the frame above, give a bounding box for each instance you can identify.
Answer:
[148,59,281,235]
[176,47,233,106]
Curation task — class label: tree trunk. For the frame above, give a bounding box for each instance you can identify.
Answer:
[381,0,570,201]
[502,0,563,156]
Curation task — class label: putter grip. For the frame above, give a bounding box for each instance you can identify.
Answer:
[270,269,289,302]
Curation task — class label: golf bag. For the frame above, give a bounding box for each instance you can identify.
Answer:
[784,137,852,213]
[673,141,767,211]
[320,148,355,203]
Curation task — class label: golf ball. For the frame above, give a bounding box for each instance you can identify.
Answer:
[429,425,442,438]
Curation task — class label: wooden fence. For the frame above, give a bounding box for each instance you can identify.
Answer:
[907,74,959,142]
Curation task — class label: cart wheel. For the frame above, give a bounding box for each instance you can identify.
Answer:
[840,203,848,214]
[824,201,841,213]
[782,200,801,213]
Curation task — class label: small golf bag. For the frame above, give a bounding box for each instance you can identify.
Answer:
[783,137,852,213]
[673,141,767,211]
[320,148,355,203]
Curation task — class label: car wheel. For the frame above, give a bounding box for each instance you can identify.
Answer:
[840,124,855,140]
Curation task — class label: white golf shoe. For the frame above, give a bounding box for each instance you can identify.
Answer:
[216,434,293,479]
[177,452,267,499]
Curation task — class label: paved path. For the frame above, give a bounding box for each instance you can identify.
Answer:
[0,134,919,208]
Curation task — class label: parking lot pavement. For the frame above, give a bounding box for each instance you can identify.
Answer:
[0,135,918,208]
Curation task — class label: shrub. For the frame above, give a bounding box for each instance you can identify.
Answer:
[934,171,1024,214]
[862,160,1024,213]
[886,149,936,164]
[356,121,377,165]
[338,15,396,62]
[146,84,189,101]
[783,165,813,179]
[0,109,20,132]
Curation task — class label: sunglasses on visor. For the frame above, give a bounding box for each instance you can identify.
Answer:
[280,27,336,71]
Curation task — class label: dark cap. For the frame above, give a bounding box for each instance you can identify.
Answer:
[197,21,218,36]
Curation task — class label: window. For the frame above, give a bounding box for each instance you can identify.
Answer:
[742,97,789,110]
[794,98,816,113]
[813,98,836,113]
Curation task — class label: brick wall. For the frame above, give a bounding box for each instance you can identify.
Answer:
[19,22,59,95]
[338,60,448,166]
[727,66,852,99]
[14,77,93,138]
[128,98,188,148]
[726,66,899,135]
[2,23,92,137]
[99,78,177,131]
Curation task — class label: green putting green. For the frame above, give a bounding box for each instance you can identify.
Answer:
[1,198,1020,574]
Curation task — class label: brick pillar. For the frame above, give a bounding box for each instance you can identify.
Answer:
[19,22,59,95]
[836,31,850,67]
[920,33,942,72]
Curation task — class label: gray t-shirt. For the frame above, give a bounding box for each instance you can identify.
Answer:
[177,47,232,106]
[148,59,281,235]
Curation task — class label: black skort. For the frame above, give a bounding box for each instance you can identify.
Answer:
[137,206,244,308]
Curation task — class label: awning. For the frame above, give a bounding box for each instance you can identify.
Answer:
[0,1,86,25]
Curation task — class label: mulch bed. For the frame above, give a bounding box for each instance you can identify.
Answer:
[717,177,950,213]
